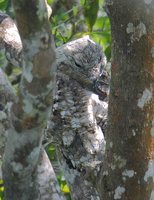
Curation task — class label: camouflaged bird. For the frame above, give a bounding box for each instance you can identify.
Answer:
[47,36,109,200]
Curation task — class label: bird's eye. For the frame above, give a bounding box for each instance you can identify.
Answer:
[74,61,82,68]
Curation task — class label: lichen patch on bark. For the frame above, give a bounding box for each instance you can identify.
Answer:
[144,159,154,182]
[114,186,125,199]
[126,22,147,42]
[137,88,152,109]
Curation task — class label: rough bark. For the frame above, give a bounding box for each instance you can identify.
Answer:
[0,68,16,179]
[2,1,64,200]
[36,148,65,200]
[100,0,154,199]
[47,36,109,200]
[0,66,63,200]
[0,64,63,200]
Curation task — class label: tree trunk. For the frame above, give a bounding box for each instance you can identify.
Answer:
[100,0,154,199]
[2,1,64,199]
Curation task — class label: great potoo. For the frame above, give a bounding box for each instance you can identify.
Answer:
[47,36,109,200]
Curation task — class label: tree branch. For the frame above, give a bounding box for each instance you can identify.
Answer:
[2,1,64,200]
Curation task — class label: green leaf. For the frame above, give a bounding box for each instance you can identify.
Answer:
[45,144,56,160]
[104,45,111,60]
[83,0,99,32]
[61,184,70,194]
[0,0,9,11]
[73,5,78,17]
[80,0,85,6]
[0,179,4,200]
[47,0,54,4]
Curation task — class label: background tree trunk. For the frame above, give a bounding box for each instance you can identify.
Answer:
[100,0,154,199]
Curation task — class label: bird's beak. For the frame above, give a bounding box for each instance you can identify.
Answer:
[93,70,110,100]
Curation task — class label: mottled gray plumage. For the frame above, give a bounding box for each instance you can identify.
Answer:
[0,13,22,67]
[47,36,109,200]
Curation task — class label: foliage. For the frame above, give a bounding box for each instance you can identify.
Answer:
[50,0,111,60]
[0,0,9,11]
[83,0,99,32]
[0,180,4,200]
[0,0,12,15]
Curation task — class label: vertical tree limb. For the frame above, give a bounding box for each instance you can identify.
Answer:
[100,0,154,199]
[2,1,64,199]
